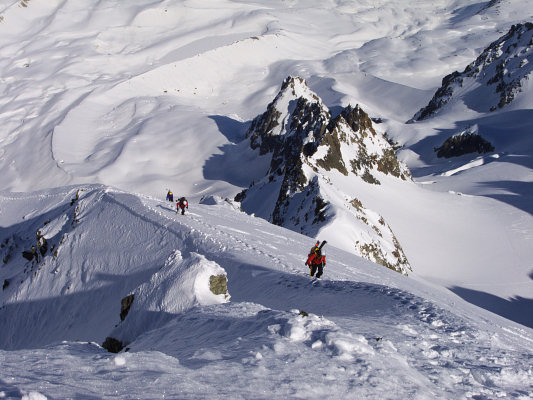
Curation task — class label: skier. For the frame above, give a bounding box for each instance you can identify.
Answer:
[177,196,188,215]
[305,240,326,278]
[166,190,174,202]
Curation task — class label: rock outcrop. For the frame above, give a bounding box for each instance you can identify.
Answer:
[102,251,231,351]
[236,76,411,274]
[435,128,495,158]
[102,337,123,353]
[411,23,533,121]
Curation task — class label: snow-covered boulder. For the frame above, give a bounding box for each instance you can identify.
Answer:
[105,250,230,350]
[199,194,240,210]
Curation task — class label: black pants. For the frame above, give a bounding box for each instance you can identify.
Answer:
[310,263,324,278]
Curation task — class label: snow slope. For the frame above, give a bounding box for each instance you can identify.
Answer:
[1,185,532,399]
[2,0,530,196]
[1,1,533,396]
[1,0,533,318]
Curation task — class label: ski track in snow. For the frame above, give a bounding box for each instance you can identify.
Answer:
[142,195,533,399]
[146,198,297,275]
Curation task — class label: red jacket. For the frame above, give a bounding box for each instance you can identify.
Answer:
[306,252,325,266]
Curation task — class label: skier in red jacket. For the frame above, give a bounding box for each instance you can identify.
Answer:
[305,240,326,278]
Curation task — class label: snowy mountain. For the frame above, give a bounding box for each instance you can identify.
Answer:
[1,0,533,398]
[1,186,533,399]
[412,23,533,122]
[405,22,533,162]
[237,76,411,274]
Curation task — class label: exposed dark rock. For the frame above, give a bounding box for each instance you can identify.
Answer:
[36,232,48,256]
[313,195,327,224]
[357,235,410,276]
[361,170,380,185]
[72,205,80,225]
[22,246,38,262]
[410,71,461,121]
[237,76,412,274]
[339,104,376,136]
[341,106,410,181]
[377,148,409,180]
[351,198,411,275]
[70,189,81,206]
[350,197,363,211]
[120,294,134,321]
[209,274,228,296]
[2,279,9,290]
[411,23,533,121]
[234,190,246,203]
[435,133,495,158]
[102,337,123,353]
[315,125,348,175]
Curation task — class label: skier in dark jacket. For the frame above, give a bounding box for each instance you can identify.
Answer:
[305,240,326,278]
[166,190,174,202]
[177,197,188,215]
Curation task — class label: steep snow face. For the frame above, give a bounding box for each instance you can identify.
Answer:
[412,23,533,121]
[238,77,411,274]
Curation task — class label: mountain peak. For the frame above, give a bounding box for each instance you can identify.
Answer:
[237,77,412,274]
[279,76,321,102]
[246,76,329,155]
[411,22,533,121]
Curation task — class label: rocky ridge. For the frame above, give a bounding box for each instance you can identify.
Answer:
[411,23,533,121]
[236,76,411,274]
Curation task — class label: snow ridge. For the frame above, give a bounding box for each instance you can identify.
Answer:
[0,185,532,399]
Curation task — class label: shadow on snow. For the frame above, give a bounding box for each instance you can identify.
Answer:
[202,115,267,189]
[409,109,533,215]
[449,285,533,329]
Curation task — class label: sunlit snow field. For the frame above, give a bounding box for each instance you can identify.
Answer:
[1,0,533,398]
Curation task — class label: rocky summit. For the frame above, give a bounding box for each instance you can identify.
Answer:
[236,76,411,274]
[411,23,533,121]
